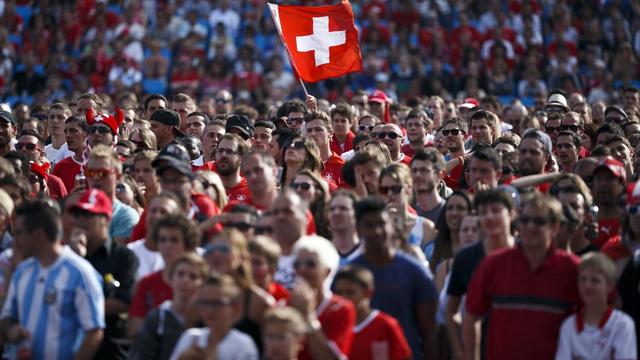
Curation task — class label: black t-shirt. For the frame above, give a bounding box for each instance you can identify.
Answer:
[447,241,486,297]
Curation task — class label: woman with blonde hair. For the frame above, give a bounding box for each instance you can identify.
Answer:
[194,170,227,210]
[204,229,274,352]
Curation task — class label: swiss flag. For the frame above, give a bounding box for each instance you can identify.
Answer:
[268,0,363,83]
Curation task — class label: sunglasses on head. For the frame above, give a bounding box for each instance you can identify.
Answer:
[85,168,117,179]
[519,215,550,226]
[358,125,375,132]
[89,125,112,135]
[377,132,400,140]
[289,141,305,150]
[293,259,318,269]
[291,182,312,191]
[16,143,39,151]
[442,129,464,136]
[379,185,403,195]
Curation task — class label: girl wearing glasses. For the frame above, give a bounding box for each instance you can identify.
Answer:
[280,136,323,188]
[290,170,332,239]
[379,164,437,262]
[205,229,274,353]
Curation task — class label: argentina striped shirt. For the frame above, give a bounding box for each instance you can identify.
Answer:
[1,246,106,360]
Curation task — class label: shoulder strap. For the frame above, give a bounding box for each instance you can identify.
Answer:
[156,308,166,337]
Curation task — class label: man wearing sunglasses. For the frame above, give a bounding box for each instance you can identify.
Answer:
[441,118,468,190]
[463,193,579,360]
[306,111,345,187]
[561,111,589,157]
[279,99,308,132]
[17,129,67,199]
[378,123,411,166]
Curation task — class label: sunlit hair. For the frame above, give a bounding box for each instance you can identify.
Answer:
[579,252,616,284]
[263,306,307,336]
[292,235,340,292]
[210,228,254,289]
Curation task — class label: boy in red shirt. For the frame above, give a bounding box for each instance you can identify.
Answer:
[334,265,412,360]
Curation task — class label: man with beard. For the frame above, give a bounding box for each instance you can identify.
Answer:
[510,129,554,192]
[401,108,432,158]
[239,151,280,211]
[198,118,226,170]
[442,118,468,190]
[556,131,580,173]
[215,134,250,202]
[348,147,391,197]
[410,148,446,223]
[0,110,16,156]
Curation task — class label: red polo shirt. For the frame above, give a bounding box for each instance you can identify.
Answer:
[330,132,355,154]
[226,177,251,203]
[465,246,580,360]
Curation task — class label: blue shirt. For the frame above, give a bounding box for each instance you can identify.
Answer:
[110,199,140,239]
[348,251,437,360]
[1,246,105,360]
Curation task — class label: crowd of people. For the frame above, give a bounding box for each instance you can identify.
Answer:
[0,0,637,360]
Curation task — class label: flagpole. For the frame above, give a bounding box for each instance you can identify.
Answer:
[268,3,311,98]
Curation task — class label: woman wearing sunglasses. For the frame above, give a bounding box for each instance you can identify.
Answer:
[379,163,437,261]
[280,136,323,188]
[204,229,274,353]
[290,169,332,239]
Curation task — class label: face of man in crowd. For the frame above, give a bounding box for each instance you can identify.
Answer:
[48,108,68,137]
[355,161,382,195]
[468,157,499,189]
[556,134,579,168]
[357,210,393,256]
[202,124,226,159]
[518,138,547,176]
[470,117,494,146]
[427,98,443,128]
[306,119,332,150]
[242,154,277,196]
[88,123,114,148]
[443,122,465,154]
[592,169,624,207]
[76,98,97,116]
[286,111,305,132]
[146,99,167,120]
[253,126,272,152]
[411,159,439,194]
[271,193,307,245]
[606,140,633,168]
[406,117,427,144]
[477,202,512,241]
[332,113,351,137]
[518,204,559,251]
[158,168,192,205]
[0,122,15,146]
[172,101,196,128]
[544,117,561,142]
[186,114,206,138]
[86,157,118,198]
[215,138,242,177]
[134,158,158,192]
[64,121,87,153]
[17,134,42,162]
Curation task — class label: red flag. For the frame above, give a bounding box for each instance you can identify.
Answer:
[268,0,363,83]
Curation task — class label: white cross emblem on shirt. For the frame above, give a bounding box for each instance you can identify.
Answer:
[296,16,346,67]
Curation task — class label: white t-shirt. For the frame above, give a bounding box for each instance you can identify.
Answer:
[44,142,74,164]
[555,309,637,360]
[169,327,258,360]
[127,239,165,281]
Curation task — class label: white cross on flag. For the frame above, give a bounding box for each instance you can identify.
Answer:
[268,0,363,83]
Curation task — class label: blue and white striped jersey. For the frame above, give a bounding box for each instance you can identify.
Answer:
[1,246,105,360]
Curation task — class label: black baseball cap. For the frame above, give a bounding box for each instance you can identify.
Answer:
[225,114,254,140]
[0,110,15,124]
[150,109,185,137]
[151,143,194,179]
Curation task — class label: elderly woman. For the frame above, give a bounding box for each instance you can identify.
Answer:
[290,235,356,360]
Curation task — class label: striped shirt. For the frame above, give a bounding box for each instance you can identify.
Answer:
[1,246,105,360]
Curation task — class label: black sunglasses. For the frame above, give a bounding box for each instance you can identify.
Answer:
[16,143,38,151]
[89,125,112,135]
[291,182,312,191]
[379,185,403,195]
[377,132,400,140]
[545,126,560,133]
[289,141,305,150]
[358,125,374,132]
[225,222,254,231]
[442,129,464,136]
[287,117,305,125]
[519,215,549,226]
[255,226,273,235]
[560,124,580,132]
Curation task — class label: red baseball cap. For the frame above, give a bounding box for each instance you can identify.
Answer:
[369,90,389,104]
[71,189,113,219]
[593,158,626,183]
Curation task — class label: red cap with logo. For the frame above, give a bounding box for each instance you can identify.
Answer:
[593,158,626,183]
[71,189,113,219]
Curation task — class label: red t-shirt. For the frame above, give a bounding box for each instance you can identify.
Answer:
[323,153,345,187]
[398,154,412,166]
[601,235,630,261]
[445,162,464,190]
[300,294,356,360]
[330,132,355,155]
[268,282,290,304]
[465,246,580,360]
[52,156,82,192]
[46,173,68,199]
[349,310,412,360]
[595,217,621,249]
[192,161,216,173]
[129,271,172,319]
[226,178,251,203]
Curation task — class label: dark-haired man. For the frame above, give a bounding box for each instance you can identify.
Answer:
[401,108,432,157]
[410,148,445,223]
[330,103,356,154]
[216,134,251,202]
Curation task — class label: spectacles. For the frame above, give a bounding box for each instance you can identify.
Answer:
[205,243,231,254]
[286,117,305,126]
[89,125,112,135]
[293,259,318,269]
[560,124,580,132]
[291,182,312,191]
[289,141,305,150]
[379,185,403,195]
[628,204,640,215]
[255,226,273,235]
[16,143,39,151]
[196,298,235,308]
[519,215,550,226]
[377,132,400,140]
[442,129,464,136]
[358,125,374,132]
[545,126,560,133]
[85,168,117,178]
[225,222,254,231]
[216,148,239,156]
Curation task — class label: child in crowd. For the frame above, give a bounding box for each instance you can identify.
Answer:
[169,271,259,360]
[262,306,307,360]
[556,253,637,359]
[334,265,412,360]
